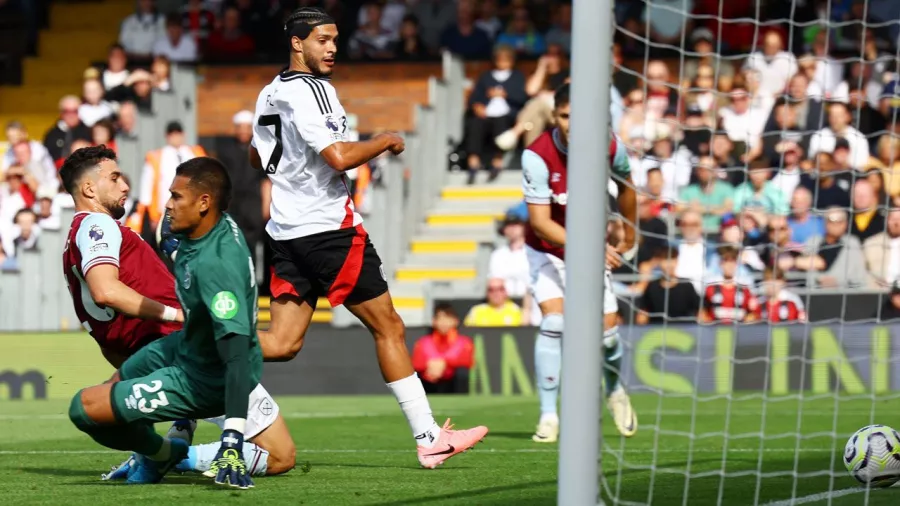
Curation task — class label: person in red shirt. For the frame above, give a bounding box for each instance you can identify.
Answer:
[412,303,475,394]
[205,6,255,61]
[700,245,759,324]
[759,266,807,323]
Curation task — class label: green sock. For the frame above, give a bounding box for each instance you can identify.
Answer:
[84,422,164,457]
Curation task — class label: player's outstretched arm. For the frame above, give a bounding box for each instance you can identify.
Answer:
[319,133,404,172]
[206,334,255,489]
[85,265,183,323]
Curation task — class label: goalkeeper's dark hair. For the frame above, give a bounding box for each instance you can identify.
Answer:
[554,83,570,108]
[285,6,335,43]
[59,145,117,196]
[175,157,232,212]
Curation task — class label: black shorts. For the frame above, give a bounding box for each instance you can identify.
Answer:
[268,225,388,307]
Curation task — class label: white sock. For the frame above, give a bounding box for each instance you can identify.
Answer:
[148,438,172,461]
[190,441,270,476]
[539,412,559,425]
[386,373,441,448]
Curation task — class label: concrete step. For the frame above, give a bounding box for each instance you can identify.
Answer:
[431,199,521,214]
[23,56,96,86]
[414,226,499,240]
[0,85,81,113]
[0,114,56,141]
[395,266,477,282]
[446,170,522,186]
[259,295,423,311]
[425,211,506,227]
[403,252,478,266]
[410,238,478,254]
[441,186,523,200]
[51,3,134,31]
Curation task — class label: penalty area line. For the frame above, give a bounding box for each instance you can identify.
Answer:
[761,488,865,506]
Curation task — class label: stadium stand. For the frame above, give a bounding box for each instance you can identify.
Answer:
[1,0,899,331]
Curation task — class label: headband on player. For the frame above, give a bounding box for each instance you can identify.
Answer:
[285,16,336,41]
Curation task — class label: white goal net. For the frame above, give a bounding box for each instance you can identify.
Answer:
[599,0,900,504]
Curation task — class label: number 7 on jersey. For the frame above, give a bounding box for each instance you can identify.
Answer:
[258,114,283,174]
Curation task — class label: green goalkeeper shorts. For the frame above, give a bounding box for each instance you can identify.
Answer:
[111,331,225,424]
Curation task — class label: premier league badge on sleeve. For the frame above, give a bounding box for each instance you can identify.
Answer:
[89,224,104,241]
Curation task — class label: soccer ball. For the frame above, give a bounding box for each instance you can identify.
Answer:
[843,424,900,487]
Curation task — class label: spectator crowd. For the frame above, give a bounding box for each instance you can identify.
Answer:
[2,0,900,325]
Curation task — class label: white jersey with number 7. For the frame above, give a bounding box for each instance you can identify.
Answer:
[251,69,362,241]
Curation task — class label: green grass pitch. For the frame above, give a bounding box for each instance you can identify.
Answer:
[2,395,900,505]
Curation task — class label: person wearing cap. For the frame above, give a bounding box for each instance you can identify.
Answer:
[106,69,154,113]
[128,121,206,236]
[488,210,534,325]
[216,110,268,269]
[681,27,735,93]
[43,95,92,164]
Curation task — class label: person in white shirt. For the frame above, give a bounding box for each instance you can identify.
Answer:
[675,210,706,293]
[245,6,487,468]
[488,211,536,324]
[9,141,58,197]
[78,78,115,128]
[743,31,798,98]
[152,14,198,63]
[808,102,870,170]
[719,87,768,151]
[2,121,54,174]
[810,30,843,98]
[649,125,691,203]
[119,0,165,59]
[101,44,130,91]
[769,142,804,199]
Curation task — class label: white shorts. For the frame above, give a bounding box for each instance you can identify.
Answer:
[203,383,280,440]
[526,245,618,315]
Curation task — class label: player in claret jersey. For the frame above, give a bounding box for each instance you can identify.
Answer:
[59,147,295,483]
[247,7,487,468]
[522,83,639,443]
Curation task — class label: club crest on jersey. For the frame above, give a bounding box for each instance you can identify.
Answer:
[89,225,104,241]
[551,192,568,205]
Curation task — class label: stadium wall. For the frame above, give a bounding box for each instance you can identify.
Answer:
[3,324,898,400]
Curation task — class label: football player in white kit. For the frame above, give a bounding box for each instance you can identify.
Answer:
[522,84,638,443]
[248,7,488,469]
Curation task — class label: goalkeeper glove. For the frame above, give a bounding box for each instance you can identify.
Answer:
[204,429,254,489]
[156,212,180,262]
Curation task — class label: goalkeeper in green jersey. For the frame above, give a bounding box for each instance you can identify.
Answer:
[68,157,262,489]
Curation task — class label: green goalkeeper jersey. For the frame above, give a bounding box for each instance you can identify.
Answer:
[172,214,262,387]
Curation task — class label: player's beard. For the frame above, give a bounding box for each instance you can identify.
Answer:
[304,53,332,77]
[104,198,126,220]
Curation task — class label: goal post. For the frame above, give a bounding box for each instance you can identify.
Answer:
[558,0,616,504]
[556,0,900,504]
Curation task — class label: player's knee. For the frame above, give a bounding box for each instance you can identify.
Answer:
[603,326,620,350]
[371,309,405,343]
[540,313,564,338]
[265,327,305,361]
[266,439,297,475]
[68,390,99,432]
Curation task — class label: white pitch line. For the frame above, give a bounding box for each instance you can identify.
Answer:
[760,488,865,506]
[0,448,841,456]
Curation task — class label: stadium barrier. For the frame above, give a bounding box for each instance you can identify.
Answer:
[4,324,898,400]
